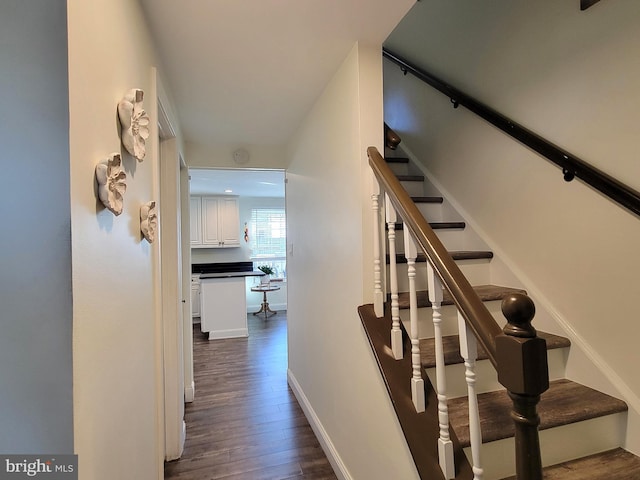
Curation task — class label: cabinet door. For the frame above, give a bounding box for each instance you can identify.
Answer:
[191,284,201,317]
[219,197,240,247]
[189,197,202,246]
[201,197,221,246]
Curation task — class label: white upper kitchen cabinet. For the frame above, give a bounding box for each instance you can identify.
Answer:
[190,197,202,246]
[191,196,240,248]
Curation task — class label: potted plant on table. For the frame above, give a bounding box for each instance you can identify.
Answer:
[258,265,274,285]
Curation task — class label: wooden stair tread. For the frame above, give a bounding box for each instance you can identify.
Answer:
[393,284,524,310]
[385,157,409,164]
[501,448,640,480]
[396,174,425,182]
[420,331,571,369]
[388,221,465,230]
[450,250,493,260]
[449,379,628,447]
[411,196,443,203]
[387,251,493,264]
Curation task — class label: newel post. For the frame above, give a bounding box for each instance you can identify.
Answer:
[496,294,549,480]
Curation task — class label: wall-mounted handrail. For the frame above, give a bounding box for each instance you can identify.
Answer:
[383,48,640,219]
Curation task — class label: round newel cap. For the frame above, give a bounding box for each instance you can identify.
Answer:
[501,293,536,338]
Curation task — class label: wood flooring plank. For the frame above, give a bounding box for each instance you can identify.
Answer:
[165,313,337,480]
[216,461,303,480]
[176,446,315,479]
[227,431,328,463]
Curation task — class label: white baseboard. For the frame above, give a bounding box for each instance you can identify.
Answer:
[166,420,186,461]
[185,381,195,403]
[208,328,248,339]
[287,369,351,480]
[180,420,186,456]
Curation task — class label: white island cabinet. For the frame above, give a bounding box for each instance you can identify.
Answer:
[191,275,201,319]
[200,276,247,339]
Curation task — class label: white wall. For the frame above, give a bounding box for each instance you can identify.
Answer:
[186,142,288,170]
[384,0,640,452]
[0,0,73,452]
[285,43,420,479]
[67,0,177,477]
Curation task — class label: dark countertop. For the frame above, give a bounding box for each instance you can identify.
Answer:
[200,270,264,280]
[192,261,265,280]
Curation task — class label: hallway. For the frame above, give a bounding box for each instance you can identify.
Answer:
[165,312,337,480]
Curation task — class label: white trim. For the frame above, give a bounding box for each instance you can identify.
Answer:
[287,369,352,480]
[184,381,195,403]
[157,81,185,462]
[180,160,195,407]
[158,100,176,140]
[208,328,248,340]
[150,68,165,478]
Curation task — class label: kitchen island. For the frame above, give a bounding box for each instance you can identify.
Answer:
[193,262,264,340]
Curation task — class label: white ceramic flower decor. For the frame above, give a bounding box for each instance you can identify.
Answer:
[118,88,150,162]
[140,201,157,243]
[95,153,127,216]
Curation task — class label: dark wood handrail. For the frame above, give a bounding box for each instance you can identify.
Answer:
[368,146,502,367]
[384,123,401,150]
[383,48,640,219]
[369,145,548,478]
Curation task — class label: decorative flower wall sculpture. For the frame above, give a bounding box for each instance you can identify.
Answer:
[140,201,158,243]
[117,88,150,162]
[95,153,127,215]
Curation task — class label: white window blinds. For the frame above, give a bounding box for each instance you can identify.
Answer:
[250,208,286,258]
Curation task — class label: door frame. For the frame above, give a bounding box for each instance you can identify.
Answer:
[157,84,187,462]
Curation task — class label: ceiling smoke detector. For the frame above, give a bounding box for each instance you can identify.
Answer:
[232,148,250,165]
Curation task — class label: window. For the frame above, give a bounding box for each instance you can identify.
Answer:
[250,208,286,279]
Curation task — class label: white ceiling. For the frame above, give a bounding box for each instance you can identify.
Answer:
[189,169,285,197]
[139,0,415,147]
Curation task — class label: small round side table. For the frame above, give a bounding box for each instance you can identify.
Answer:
[251,284,281,319]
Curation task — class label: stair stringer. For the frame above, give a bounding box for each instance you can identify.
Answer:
[396,140,640,457]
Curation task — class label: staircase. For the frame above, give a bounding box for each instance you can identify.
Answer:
[360,148,640,479]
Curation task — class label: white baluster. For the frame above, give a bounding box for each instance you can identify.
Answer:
[427,262,455,479]
[458,311,483,480]
[372,177,384,317]
[385,194,402,360]
[403,229,424,412]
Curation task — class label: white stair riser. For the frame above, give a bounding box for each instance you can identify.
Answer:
[468,413,627,480]
[400,297,504,338]
[415,202,444,222]
[391,259,491,294]
[425,348,568,398]
[386,162,410,177]
[400,180,425,197]
[393,228,489,253]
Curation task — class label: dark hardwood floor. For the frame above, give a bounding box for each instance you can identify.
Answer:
[165,312,337,480]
